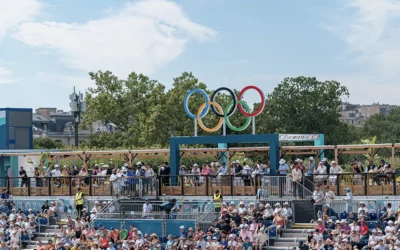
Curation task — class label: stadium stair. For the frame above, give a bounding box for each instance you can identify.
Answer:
[22,218,61,250]
[267,228,307,250]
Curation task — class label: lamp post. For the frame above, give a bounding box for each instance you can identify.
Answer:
[69,87,86,147]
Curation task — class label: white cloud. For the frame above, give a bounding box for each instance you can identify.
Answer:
[324,0,400,80]
[0,0,41,40]
[0,67,19,84]
[36,72,93,89]
[14,0,217,77]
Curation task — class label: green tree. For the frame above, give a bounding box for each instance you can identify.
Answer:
[364,107,400,143]
[34,137,64,149]
[261,76,351,144]
[83,71,167,148]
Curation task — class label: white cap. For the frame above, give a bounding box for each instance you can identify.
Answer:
[266,203,271,207]
[193,163,198,167]
[283,202,289,206]
[331,161,336,164]
[328,219,333,223]
[317,218,322,222]
[343,239,348,242]
[55,164,60,168]
[275,203,280,206]
[389,220,393,224]
[322,158,327,162]
[279,159,286,164]
[95,201,99,204]
[235,160,240,164]
[309,156,314,160]
[121,167,127,171]
[230,201,235,205]
[28,209,32,211]
[239,201,244,204]
[180,226,185,229]
[136,162,142,165]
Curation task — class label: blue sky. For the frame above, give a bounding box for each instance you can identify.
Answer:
[1,0,399,110]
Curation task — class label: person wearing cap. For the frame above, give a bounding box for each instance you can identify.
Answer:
[374,162,394,185]
[321,158,331,174]
[329,161,343,186]
[306,157,315,176]
[358,201,368,220]
[385,220,396,238]
[262,204,273,221]
[324,186,336,208]
[292,162,303,199]
[343,188,353,213]
[75,187,84,217]
[282,202,293,225]
[314,161,327,185]
[277,159,288,197]
[312,184,325,221]
[315,218,325,233]
[326,219,335,230]
[298,240,309,250]
[322,204,337,222]
[212,190,223,213]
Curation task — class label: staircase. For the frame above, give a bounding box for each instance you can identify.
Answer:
[267,228,307,250]
[22,218,60,250]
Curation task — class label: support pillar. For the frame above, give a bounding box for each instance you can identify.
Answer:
[218,143,227,166]
[314,134,325,159]
[269,137,280,175]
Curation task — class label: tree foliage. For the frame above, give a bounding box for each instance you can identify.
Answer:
[34,137,64,149]
[82,73,358,149]
[363,107,400,143]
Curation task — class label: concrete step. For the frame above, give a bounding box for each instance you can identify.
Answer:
[273,242,298,247]
[267,247,296,250]
[43,229,59,233]
[283,229,307,233]
[280,233,306,238]
[33,237,53,241]
[276,238,303,242]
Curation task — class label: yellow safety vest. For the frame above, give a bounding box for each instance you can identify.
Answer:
[76,192,84,205]
[213,193,221,208]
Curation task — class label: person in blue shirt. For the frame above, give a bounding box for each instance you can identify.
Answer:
[179,225,187,238]
[126,167,136,195]
[278,159,289,197]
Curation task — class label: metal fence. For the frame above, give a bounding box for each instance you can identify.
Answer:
[3,172,400,197]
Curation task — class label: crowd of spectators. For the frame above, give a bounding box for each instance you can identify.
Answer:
[299,201,400,250]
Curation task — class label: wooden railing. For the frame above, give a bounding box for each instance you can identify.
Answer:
[1,172,398,197]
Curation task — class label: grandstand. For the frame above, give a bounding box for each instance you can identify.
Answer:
[0,143,399,249]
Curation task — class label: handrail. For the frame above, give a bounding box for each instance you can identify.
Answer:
[3,172,400,197]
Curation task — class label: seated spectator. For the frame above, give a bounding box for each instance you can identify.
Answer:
[381,203,396,222]
[374,163,394,185]
[323,204,337,222]
[282,202,293,225]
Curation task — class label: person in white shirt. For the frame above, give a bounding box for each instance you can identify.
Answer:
[282,202,293,225]
[314,162,327,185]
[350,220,360,233]
[292,163,302,198]
[51,165,61,177]
[385,220,396,237]
[237,201,247,214]
[325,186,336,207]
[357,201,368,220]
[142,199,153,218]
[216,163,227,186]
[273,203,281,214]
[329,161,343,185]
[262,204,274,220]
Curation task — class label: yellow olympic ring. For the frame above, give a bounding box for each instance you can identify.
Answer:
[197,102,224,133]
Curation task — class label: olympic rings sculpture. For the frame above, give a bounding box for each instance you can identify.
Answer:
[183,86,265,132]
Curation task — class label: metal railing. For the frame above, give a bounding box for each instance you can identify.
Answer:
[2,172,400,197]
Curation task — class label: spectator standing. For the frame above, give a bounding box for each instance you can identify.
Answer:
[292,163,302,199]
[306,157,315,176]
[312,185,325,221]
[325,186,336,208]
[75,187,84,217]
[19,166,29,188]
[142,199,153,219]
[278,159,288,197]
[212,190,223,213]
[343,188,353,213]
[329,161,343,186]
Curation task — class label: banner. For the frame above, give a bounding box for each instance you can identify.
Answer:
[279,134,321,141]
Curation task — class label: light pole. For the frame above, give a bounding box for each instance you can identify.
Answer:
[69,87,86,147]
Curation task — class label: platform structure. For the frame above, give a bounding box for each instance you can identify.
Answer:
[169,134,280,175]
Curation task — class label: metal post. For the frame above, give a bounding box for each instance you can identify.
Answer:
[194,119,197,136]
[252,117,255,134]
[223,120,226,136]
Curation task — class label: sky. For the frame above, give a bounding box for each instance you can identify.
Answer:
[1,0,400,111]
